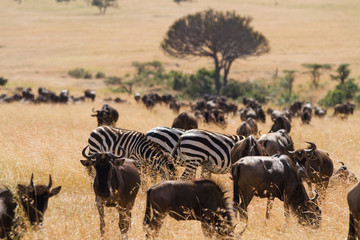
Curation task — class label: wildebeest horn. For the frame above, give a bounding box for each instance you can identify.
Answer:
[107,146,126,159]
[48,174,52,189]
[82,146,98,159]
[304,141,317,153]
[338,161,345,166]
[30,173,34,187]
[284,142,295,155]
[311,189,319,202]
[91,108,100,117]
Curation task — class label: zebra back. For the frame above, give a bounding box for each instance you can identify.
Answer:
[87,126,177,180]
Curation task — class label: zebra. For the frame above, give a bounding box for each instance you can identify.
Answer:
[145,126,185,165]
[86,126,177,180]
[171,129,244,180]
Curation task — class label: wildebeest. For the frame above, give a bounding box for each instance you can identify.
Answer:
[290,101,303,116]
[231,135,269,164]
[81,146,140,238]
[314,106,327,118]
[347,182,360,239]
[134,92,141,102]
[0,174,61,239]
[143,179,246,239]
[287,141,334,200]
[258,129,294,156]
[236,118,258,137]
[91,103,119,127]
[232,154,321,227]
[329,161,358,187]
[84,89,96,101]
[171,112,198,130]
[169,100,181,114]
[334,102,356,116]
[269,115,291,133]
[59,89,69,103]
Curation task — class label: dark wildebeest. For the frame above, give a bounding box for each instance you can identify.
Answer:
[59,89,69,103]
[0,174,61,239]
[314,107,327,118]
[84,89,96,102]
[92,103,119,127]
[334,102,356,116]
[329,161,358,187]
[81,146,140,238]
[347,182,360,239]
[171,112,198,130]
[287,141,334,200]
[134,92,141,102]
[22,88,34,102]
[236,118,258,137]
[258,129,294,156]
[231,135,269,164]
[169,100,181,114]
[232,154,321,227]
[290,101,303,116]
[269,115,291,133]
[143,179,246,239]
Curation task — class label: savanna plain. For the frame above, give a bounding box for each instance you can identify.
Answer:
[1,0,360,239]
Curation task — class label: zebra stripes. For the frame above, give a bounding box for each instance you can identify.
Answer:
[172,129,244,180]
[87,126,177,180]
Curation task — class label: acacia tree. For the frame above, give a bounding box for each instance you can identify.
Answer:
[302,63,331,88]
[331,63,350,85]
[161,9,270,94]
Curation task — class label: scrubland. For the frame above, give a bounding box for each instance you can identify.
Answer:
[1,0,360,239]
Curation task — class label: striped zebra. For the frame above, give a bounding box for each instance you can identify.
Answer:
[146,127,185,165]
[172,129,244,180]
[86,126,177,180]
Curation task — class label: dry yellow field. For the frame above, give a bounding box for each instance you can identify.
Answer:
[1,0,360,239]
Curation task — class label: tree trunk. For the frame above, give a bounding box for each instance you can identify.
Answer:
[214,56,221,94]
[223,60,233,88]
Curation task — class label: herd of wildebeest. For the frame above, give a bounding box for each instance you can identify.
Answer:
[1,88,360,239]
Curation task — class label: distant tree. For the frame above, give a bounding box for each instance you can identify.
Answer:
[281,70,296,97]
[92,0,118,14]
[173,0,192,4]
[302,63,331,88]
[0,77,8,86]
[331,63,350,85]
[161,9,270,94]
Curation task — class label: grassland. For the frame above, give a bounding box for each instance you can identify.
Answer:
[0,0,360,239]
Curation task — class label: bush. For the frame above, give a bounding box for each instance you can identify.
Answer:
[319,79,359,107]
[68,68,92,79]
[104,76,122,85]
[0,77,8,86]
[96,71,106,79]
[182,68,215,98]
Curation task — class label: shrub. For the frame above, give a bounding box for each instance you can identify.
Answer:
[0,77,8,86]
[182,68,215,98]
[319,79,359,107]
[96,72,106,79]
[104,76,122,85]
[68,68,92,79]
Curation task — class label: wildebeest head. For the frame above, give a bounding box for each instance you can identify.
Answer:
[297,190,322,228]
[17,174,61,225]
[81,146,126,198]
[91,103,119,127]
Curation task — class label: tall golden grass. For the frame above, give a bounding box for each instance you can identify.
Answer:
[0,99,358,239]
[0,0,360,239]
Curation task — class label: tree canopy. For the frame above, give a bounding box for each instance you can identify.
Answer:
[161,9,270,93]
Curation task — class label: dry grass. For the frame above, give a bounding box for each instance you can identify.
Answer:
[0,0,360,239]
[0,100,359,239]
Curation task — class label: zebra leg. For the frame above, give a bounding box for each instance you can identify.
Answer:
[180,159,202,180]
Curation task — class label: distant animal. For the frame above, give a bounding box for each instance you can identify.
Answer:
[87,126,177,180]
[171,129,244,179]
[231,135,269,164]
[334,102,355,116]
[91,103,119,127]
[269,115,291,133]
[232,154,321,227]
[287,141,334,200]
[84,89,96,101]
[0,174,61,239]
[347,182,360,239]
[81,146,140,238]
[314,107,327,118]
[236,118,258,137]
[59,89,69,103]
[258,129,294,156]
[290,101,303,116]
[143,179,246,239]
[330,161,358,187]
[22,88,34,102]
[134,92,141,102]
[169,100,181,114]
[171,112,198,130]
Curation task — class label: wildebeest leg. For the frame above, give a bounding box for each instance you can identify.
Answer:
[200,167,211,179]
[348,213,356,240]
[284,200,290,220]
[266,197,274,220]
[117,206,131,240]
[96,200,105,236]
[181,159,202,180]
[238,192,252,222]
